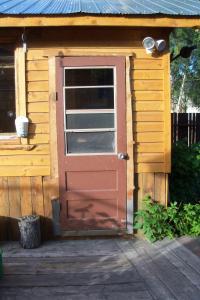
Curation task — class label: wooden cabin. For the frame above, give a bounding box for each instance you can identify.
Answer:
[0,0,200,240]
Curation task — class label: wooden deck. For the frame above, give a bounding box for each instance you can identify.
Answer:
[0,237,200,299]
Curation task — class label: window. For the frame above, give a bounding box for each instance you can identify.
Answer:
[0,45,15,134]
[64,67,116,154]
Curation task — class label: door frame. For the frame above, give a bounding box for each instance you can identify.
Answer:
[48,55,134,235]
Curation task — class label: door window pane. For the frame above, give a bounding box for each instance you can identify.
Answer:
[64,66,116,154]
[65,88,114,110]
[67,132,115,153]
[66,113,114,129]
[65,68,113,86]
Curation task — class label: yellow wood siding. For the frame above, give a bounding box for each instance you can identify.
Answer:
[0,28,170,176]
[27,27,170,175]
[0,176,58,240]
[26,53,50,175]
[132,51,170,173]
[0,28,170,239]
[136,173,168,210]
[0,42,50,176]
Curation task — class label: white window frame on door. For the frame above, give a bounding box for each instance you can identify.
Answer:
[63,66,117,156]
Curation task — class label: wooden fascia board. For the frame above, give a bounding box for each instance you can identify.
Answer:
[0,16,200,28]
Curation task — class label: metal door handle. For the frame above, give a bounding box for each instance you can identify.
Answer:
[118,152,128,160]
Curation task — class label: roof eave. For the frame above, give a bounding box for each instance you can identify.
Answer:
[0,14,200,28]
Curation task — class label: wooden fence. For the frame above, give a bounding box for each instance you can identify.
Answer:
[171,113,200,145]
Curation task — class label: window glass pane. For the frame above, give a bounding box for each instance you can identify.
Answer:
[67,132,115,153]
[65,88,114,110]
[66,113,114,129]
[65,68,113,86]
[0,47,15,133]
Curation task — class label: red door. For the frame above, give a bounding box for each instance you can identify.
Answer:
[56,57,127,231]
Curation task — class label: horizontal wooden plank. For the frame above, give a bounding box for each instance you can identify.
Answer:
[132,70,164,80]
[136,132,164,143]
[133,49,163,60]
[133,112,164,122]
[27,92,49,102]
[133,59,163,70]
[136,143,164,153]
[0,145,34,151]
[0,138,20,145]
[0,272,144,289]
[133,80,163,91]
[133,101,164,112]
[27,47,165,59]
[27,71,49,81]
[1,16,200,28]
[0,166,50,176]
[133,122,164,132]
[133,91,164,101]
[27,102,49,113]
[26,47,165,61]
[73,48,162,58]
[27,48,134,60]
[27,60,48,71]
[28,113,49,123]
[136,163,165,173]
[27,51,46,61]
[28,134,49,144]
[2,256,138,274]
[0,155,50,166]
[29,124,49,134]
[44,47,132,55]
[0,144,49,156]
[136,153,165,163]
[27,82,49,92]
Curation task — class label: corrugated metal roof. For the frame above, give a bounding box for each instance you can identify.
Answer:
[0,0,200,16]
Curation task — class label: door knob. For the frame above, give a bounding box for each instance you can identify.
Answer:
[118,152,128,160]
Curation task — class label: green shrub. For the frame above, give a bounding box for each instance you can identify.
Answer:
[134,196,200,242]
[170,141,200,204]
[134,196,176,242]
[176,204,200,236]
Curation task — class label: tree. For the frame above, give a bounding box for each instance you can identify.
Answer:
[170,28,200,112]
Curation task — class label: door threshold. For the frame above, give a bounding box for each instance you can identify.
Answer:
[61,229,127,237]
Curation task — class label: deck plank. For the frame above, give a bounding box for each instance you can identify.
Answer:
[3,256,132,274]
[0,287,152,300]
[155,239,200,275]
[0,272,142,287]
[116,239,175,300]
[133,239,200,300]
[0,238,200,300]
[153,240,200,288]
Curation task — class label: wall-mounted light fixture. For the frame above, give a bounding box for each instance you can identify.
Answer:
[142,37,166,54]
[142,37,155,54]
